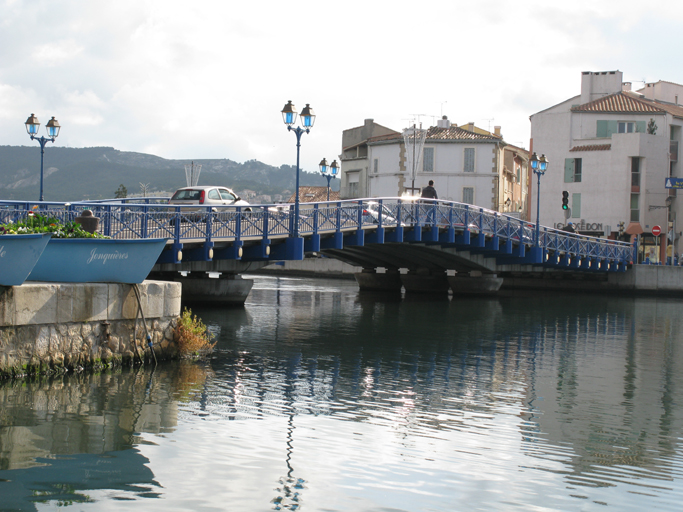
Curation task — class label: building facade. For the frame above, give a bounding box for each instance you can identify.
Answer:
[530,70,683,260]
[340,117,529,217]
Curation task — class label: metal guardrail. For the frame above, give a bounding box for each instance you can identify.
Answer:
[0,197,635,266]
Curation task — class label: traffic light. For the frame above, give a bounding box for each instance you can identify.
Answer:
[562,191,569,210]
[618,221,625,236]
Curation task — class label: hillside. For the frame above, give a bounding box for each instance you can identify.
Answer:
[0,145,339,202]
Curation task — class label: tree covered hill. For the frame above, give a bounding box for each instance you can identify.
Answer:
[0,145,338,202]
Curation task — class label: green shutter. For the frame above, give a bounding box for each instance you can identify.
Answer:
[596,120,608,138]
[608,121,618,137]
[636,121,646,133]
[572,193,581,218]
[564,158,574,183]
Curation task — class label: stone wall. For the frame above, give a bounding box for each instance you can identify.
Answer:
[0,280,182,377]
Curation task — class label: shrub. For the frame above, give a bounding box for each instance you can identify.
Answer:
[174,308,215,357]
[0,212,109,238]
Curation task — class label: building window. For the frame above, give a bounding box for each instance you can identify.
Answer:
[373,158,378,174]
[630,193,639,222]
[571,193,581,218]
[618,122,635,133]
[631,157,640,187]
[348,171,360,198]
[464,148,475,172]
[516,165,521,183]
[597,120,646,137]
[423,147,434,172]
[564,158,582,183]
[463,187,474,204]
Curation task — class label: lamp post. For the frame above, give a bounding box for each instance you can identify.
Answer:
[319,158,339,201]
[25,113,61,202]
[281,100,315,237]
[530,152,549,246]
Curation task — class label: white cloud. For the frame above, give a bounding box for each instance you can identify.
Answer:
[0,0,681,175]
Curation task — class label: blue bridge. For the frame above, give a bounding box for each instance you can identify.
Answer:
[0,198,634,288]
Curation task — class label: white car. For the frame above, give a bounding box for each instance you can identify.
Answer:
[168,186,252,223]
[169,186,250,210]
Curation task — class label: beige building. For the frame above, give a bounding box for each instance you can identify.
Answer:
[340,117,530,218]
[530,70,683,261]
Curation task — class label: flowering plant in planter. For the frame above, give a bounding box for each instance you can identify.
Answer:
[0,212,109,239]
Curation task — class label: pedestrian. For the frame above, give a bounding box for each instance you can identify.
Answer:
[420,180,438,225]
[421,180,438,201]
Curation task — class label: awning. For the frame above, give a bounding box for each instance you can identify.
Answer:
[625,222,644,235]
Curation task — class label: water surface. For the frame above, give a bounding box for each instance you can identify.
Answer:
[2,275,683,511]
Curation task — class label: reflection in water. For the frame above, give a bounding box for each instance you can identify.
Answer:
[1,275,683,510]
[0,363,213,509]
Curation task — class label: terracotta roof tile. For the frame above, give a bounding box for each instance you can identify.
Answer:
[425,126,501,141]
[570,144,612,152]
[571,91,664,113]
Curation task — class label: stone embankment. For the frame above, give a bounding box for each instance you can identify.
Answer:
[0,280,182,378]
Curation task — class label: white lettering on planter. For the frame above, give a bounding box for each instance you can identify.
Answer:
[0,246,5,258]
[87,249,129,264]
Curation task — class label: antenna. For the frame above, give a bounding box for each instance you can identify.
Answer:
[440,101,447,117]
[482,118,495,133]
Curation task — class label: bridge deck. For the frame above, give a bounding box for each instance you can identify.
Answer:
[0,198,635,274]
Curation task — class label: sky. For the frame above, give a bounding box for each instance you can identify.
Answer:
[2,0,683,177]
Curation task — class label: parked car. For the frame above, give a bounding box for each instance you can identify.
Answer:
[362,201,403,226]
[168,186,252,222]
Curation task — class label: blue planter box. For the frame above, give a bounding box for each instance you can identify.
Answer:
[0,233,52,286]
[28,238,168,284]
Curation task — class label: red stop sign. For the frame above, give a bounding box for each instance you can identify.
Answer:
[652,225,662,236]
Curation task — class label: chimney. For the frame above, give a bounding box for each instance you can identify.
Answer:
[437,115,451,129]
[622,82,632,92]
[494,126,502,137]
[580,70,623,104]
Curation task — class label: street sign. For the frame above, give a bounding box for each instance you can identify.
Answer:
[652,225,662,236]
[665,177,683,189]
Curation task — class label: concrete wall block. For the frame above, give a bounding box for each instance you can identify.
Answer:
[107,284,125,320]
[0,287,15,327]
[120,286,140,320]
[56,285,74,322]
[72,284,109,322]
[145,281,164,318]
[15,284,59,325]
[163,281,182,318]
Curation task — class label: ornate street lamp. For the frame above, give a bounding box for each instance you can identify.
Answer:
[281,101,315,237]
[319,158,339,201]
[530,152,549,246]
[25,113,61,201]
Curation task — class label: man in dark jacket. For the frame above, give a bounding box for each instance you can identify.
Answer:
[421,180,438,200]
[420,180,438,225]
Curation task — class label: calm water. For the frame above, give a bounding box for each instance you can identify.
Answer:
[2,275,683,511]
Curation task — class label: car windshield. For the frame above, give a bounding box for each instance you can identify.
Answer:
[220,190,236,201]
[171,189,202,200]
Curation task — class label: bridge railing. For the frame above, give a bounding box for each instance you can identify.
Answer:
[0,198,634,264]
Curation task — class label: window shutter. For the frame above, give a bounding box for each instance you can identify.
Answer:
[564,158,574,183]
[608,121,618,137]
[463,187,474,204]
[596,120,608,138]
[636,121,646,133]
[423,148,434,172]
[572,193,581,218]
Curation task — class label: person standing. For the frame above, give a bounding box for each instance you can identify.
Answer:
[421,180,438,201]
[420,180,438,225]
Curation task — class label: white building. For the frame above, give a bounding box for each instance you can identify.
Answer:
[341,117,529,216]
[530,70,683,261]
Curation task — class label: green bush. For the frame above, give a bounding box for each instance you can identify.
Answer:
[0,212,108,238]
[174,308,215,357]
